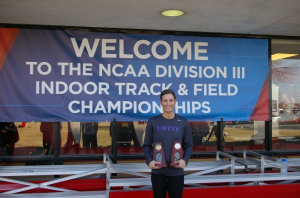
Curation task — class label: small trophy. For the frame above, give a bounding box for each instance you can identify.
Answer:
[170,141,183,166]
[153,142,167,167]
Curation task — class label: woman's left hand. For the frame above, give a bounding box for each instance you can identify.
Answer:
[174,159,186,169]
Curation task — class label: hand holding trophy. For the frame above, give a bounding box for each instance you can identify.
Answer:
[170,141,183,166]
[153,142,167,167]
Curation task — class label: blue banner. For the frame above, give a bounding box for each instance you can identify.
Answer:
[0,28,269,122]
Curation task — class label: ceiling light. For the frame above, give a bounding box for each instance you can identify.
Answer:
[162,10,184,17]
[271,53,298,61]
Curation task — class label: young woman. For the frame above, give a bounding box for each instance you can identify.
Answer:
[142,89,193,198]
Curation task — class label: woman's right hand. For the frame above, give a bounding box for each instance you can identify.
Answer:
[148,160,161,169]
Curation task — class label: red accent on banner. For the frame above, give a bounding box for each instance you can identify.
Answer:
[250,75,269,121]
[0,28,20,71]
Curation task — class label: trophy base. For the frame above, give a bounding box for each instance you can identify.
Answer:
[156,163,167,167]
[169,162,179,166]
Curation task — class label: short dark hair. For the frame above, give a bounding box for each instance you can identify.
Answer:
[160,89,176,101]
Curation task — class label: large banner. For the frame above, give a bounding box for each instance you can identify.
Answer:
[0,28,269,122]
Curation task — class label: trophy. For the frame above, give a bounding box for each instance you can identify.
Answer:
[153,142,167,167]
[170,141,183,166]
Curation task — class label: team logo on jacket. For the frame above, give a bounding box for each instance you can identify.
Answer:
[156,126,180,132]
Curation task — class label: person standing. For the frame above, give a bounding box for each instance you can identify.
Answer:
[62,122,81,155]
[40,122,62,155]
[82,122,98,153]
[0,122,17,156]
[142,89,193,198]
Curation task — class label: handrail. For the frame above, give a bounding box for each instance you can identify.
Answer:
[217,151,248,167]
[103,153,114,167]
[243,150,277,162]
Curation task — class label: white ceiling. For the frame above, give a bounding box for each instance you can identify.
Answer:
[1,0,300,37]
[1,0,300,58]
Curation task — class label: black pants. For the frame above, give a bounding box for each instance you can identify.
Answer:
[151,174,184,198]
[83,134,97,147]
